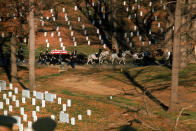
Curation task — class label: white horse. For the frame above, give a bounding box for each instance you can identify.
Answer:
[132,52,144,60]
[87,51,110,65]
[110,50,131,64]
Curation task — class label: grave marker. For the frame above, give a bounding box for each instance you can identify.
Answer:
[32,98,36,105]
[78,115,82,120]
[23,114,27,122]
[33,90,36,97]
[0,80,6,90]
[47,43,50,48]
[6,98,9,105]
[42,100,45,108]
[36,92,44,100]
[88,40,91,46]
[12,95,16,101]
[63,104,66,111]
[28,121,32,128]
[22,97,26,104]
[36,106,40,112]
[19,124,23,131]
[3,94,6,99]
[58,97,61,104]
[44,32,47,37]
[14,87,18,94]
[0,102,3,109]
[32,111,36,117]
[8,91,12,97]
[9,105,13,112]
[16,100,19,107]
[4,110,8,115]
[71,117,75,125]
[59,112,69,123]
[45,93,54,102]
[22,90,30,98]
[51,115,55,120]
[87,109,91,116]
[9,83,13,89]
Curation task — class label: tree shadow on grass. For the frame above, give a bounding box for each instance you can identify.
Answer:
[123,69,168,111]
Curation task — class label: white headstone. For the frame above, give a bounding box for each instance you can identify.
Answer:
[123,1,126,6]
[71,31,74,36]
[19,124,23,131]
[33,90,36,97]
[140,11,143,16]
[58,32,61,36]
[23,114,27,122]
[36,92,44,100]
[6,98,9,105]
[110,96,113,99]
[74,6,77,11]
[45,93,54,102]
[9,105,13,112]
[51,115,55,120]
[15,100,19,107]
[4,110,8,115]
[56,26,59,31]
[22,97,26,104]
[59,38,62,42]
[32,98,36,105]
[58,97,61,104]
[9,83,13,90]
[41,21,44,26]
[44,32,47,37]
[71,117,75,125]
[1,32,5,38]
[22,90,30,98]
[63,104,66,111]
[28,121,32,128]
[12,95,16,101]
[50,9,53,13]
[78,115,82,120]
[46,39,48,43]
[78,17,80,22]
[74,42,77,46]
[88,41,90,46]
[134,26,137,31]
[42,100,45,108]
[46,16,49,20]
[8,91,12,97]
[0,80,6,90]
[33,116,37,122]
[87,109,91,116]
[51,32,54,37]
[20,107,24,115]
[0,102,3,109]
[62,8,65,12]
[32,111,36,117]
[3,94,6,99]
[59,112,69,123]
[36,106,40,112]
[47,43,50,48]
[14,87,18,94]
[86,36,88,41]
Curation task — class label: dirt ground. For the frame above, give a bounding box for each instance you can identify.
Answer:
[0,65,196,131]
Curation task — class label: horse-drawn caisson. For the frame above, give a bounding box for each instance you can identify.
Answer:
[38,49,87,65]
[37,48,172,66]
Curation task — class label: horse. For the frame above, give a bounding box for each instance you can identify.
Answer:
[110,50,131,64]
[87,51,110,65]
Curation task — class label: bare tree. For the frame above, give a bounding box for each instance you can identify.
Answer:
[29,0,36,90]
[169,0,182,112]
[10,33,18,83]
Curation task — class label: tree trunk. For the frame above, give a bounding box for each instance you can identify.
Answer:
[29,0,35,90]
[111,0,119,53]
[10,34,17,83]
[169,0,181,112]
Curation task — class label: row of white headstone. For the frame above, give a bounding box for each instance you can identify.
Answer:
[0,81,92,128]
